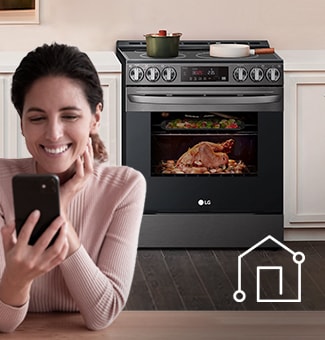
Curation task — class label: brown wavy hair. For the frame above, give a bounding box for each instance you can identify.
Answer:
[11,43,108,162]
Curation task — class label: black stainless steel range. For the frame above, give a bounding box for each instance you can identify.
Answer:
[116,40,283,248]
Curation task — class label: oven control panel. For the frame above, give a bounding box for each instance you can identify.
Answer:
[126,63,283,86]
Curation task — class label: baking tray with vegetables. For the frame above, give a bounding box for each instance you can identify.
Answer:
[161,115,244,132]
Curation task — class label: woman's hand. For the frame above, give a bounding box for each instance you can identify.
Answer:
[0,210,69,307]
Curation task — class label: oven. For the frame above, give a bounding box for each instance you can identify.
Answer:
[116,40,283,248]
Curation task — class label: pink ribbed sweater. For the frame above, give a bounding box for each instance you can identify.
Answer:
[0,158,146,333]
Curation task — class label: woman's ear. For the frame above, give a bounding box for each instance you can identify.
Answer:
[90,103,102,134]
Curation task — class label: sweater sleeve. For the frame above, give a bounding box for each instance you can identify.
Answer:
[59,169,146,330]
[0,299,29,333]
[0,216,29,333]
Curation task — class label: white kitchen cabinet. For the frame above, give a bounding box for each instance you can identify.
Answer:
[97,73,121,165]
[280,50,325,241]
[0,52,121,165]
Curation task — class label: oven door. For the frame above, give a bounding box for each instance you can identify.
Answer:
[123,86,283,214]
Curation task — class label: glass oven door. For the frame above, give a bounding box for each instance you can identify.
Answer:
[124,110,282,214]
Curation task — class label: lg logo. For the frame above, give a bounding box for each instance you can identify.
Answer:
[198,199,212,206]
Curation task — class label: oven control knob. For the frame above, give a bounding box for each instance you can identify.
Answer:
[162,67,177,82]
[249,67,264,82]
[233,67,248,82]
[145,67,160,82]
[129,67,144,82]
[266,67,281,82]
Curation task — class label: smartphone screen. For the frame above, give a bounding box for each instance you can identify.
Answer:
[12,174,60,246]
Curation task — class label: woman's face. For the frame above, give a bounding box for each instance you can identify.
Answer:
[21,76,100,178]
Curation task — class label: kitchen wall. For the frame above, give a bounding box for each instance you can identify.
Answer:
[0,0,324,52]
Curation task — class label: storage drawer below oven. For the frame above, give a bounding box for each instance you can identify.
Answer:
[139,213,283,248]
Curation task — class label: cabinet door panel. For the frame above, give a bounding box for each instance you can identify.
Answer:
[0,76,30,158]
[99,74,120,165]
[285,73,325,224]
[297,84,325,218]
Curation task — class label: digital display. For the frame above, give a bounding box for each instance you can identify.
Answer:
[192,69,204,76]
[181,66,228,82]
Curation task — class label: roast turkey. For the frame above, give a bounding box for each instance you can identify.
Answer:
[176,139,234,171]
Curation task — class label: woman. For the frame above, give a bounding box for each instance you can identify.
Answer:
[0,43,146,333]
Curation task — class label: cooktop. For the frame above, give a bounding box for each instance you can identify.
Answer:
[116,40,283,63]
[116,40,283,86]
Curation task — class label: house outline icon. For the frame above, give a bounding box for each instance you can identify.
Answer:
[233,234,305,303]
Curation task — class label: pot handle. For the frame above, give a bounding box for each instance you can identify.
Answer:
[252,48,275,55]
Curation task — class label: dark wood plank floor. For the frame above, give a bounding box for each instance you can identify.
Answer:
[125,242,325,311]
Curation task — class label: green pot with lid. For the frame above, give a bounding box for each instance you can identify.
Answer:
[144,30,182,58]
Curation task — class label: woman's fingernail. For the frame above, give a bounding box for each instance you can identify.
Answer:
[33,209,41,217]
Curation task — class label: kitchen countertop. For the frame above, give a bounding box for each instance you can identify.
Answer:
[9,311,325,339]
[0,51,121,73]
[278,50,325,71]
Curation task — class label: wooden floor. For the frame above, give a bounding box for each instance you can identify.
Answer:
[125,241,325,311]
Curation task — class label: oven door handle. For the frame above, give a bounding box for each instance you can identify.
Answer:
[128,94,281,105]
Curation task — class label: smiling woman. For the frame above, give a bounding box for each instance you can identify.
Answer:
[0,0,39,24]
[0,43,146,333]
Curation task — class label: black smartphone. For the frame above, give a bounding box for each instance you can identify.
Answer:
[12,174,61,246]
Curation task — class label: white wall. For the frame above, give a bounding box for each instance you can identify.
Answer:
[0,0,324,52]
